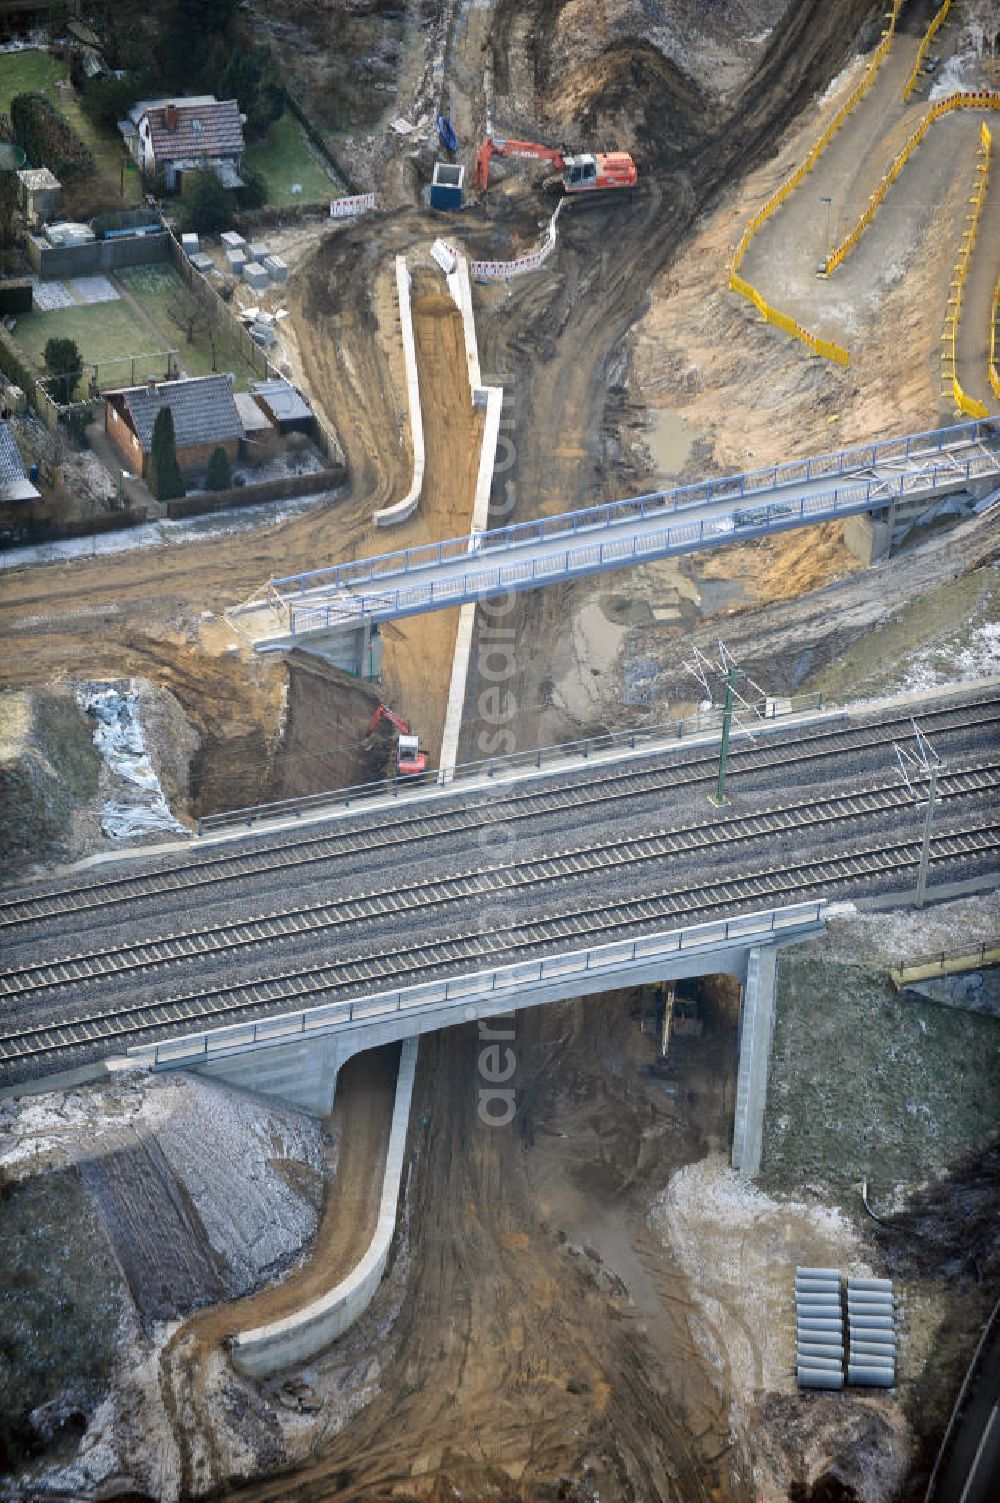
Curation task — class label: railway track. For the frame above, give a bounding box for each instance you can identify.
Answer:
[2,762,996,1001]
[2,694,998,933]
[1,817,997,1070]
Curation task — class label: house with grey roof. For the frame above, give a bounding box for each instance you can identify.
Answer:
[0,421,40,504]
[120,97,245,192]
[104,375,245,478]
[251,378,315,434]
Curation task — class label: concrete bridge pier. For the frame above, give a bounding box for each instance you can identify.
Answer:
[181,929,793,1176]
[731,944,778,1176]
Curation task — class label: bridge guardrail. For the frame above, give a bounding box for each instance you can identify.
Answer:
[196,691,825,835]
[271,419,994,600]
[727,0,908,367]
[127,901,828,1068]
[285,451,1000,632]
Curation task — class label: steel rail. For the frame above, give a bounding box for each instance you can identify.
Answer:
[1,820,996,1069]
[1,763,996,1001]
[2,696,998,933]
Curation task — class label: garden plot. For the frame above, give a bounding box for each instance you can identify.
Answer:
[28,275,121,312]
[28,276,74,311]
[12,265,258,396]
[68,275,120,305]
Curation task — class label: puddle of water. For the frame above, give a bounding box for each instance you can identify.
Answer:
[694,576,749,613]
[645,409,698,479]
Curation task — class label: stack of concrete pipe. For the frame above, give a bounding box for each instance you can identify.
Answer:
[846,1276,896,1387]
[795,1266,844,1390]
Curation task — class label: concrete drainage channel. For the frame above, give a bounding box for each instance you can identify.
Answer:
[231,1036,418,1377]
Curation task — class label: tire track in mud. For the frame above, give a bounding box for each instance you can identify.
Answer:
[215,1001,747,1503]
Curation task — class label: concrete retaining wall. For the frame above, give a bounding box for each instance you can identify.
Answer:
[374,257,424,527]
[231,1036,418,1376]
[731,944,778,1176]
[438,254,504,778]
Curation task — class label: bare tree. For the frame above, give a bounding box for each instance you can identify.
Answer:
[167,297,208,346]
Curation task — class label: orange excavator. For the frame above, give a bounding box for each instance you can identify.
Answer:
[366,704,427,776]
[473,133,637,197]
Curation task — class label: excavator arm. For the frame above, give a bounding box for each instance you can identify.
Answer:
[367,703,411,737]
[474,135,566,193]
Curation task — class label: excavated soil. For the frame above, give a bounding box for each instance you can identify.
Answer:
[159,1047,397,1502]
[377,278,485,759]
[216,987,750,1502]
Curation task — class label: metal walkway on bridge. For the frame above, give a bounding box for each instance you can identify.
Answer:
[251,420,999,645]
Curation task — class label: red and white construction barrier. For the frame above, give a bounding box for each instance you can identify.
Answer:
[471,200,563,281]
[329,193,377,219]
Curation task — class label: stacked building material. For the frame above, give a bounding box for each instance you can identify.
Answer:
[242,261,269,292]
[263,255,287,284]
[795,1266,844,1390]
[846,1277,896,1386]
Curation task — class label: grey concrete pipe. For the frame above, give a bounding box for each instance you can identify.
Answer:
[798,1367,845,1389]
[847,1364,895,1386]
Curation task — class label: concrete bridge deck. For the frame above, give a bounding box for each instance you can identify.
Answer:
[1,682,997,1102]
[234,421,1000,648]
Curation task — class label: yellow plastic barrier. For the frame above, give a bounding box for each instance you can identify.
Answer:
[903,0,952,102]
[941,122,990,419]
[824,92,1000,275]
[990,277,1000,401]
[728,1,909,366]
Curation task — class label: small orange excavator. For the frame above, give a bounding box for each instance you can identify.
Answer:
[474,133,637,197]
[366,704,427,776]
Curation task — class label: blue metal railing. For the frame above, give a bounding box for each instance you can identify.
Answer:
[281,452,998,635]
[196,690,825,835]
[129,900,828,1068]
[270,418,994,601]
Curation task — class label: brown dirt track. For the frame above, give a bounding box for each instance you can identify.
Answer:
[160,1047,398,1501]
[219,992,748,1503]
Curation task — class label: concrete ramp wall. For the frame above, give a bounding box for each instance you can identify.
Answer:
[374,258,424,527]
[438,254,504,777]
[231,1036,418,1377]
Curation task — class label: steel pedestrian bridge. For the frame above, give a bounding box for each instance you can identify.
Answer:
[248,420,999,646]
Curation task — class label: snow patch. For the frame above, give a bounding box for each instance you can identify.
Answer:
[78,683,186,840]
[928,50,984,100]
[897,618,1000,695]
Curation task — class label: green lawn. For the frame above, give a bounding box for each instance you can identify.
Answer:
[117,265,258,388]
[244,114,335,206]
[0,49,141,206]
[12,264,258,396]
[12,299,165,395]
[0,48,63,113]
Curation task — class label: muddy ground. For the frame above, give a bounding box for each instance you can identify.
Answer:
[3,0,1000,1498]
